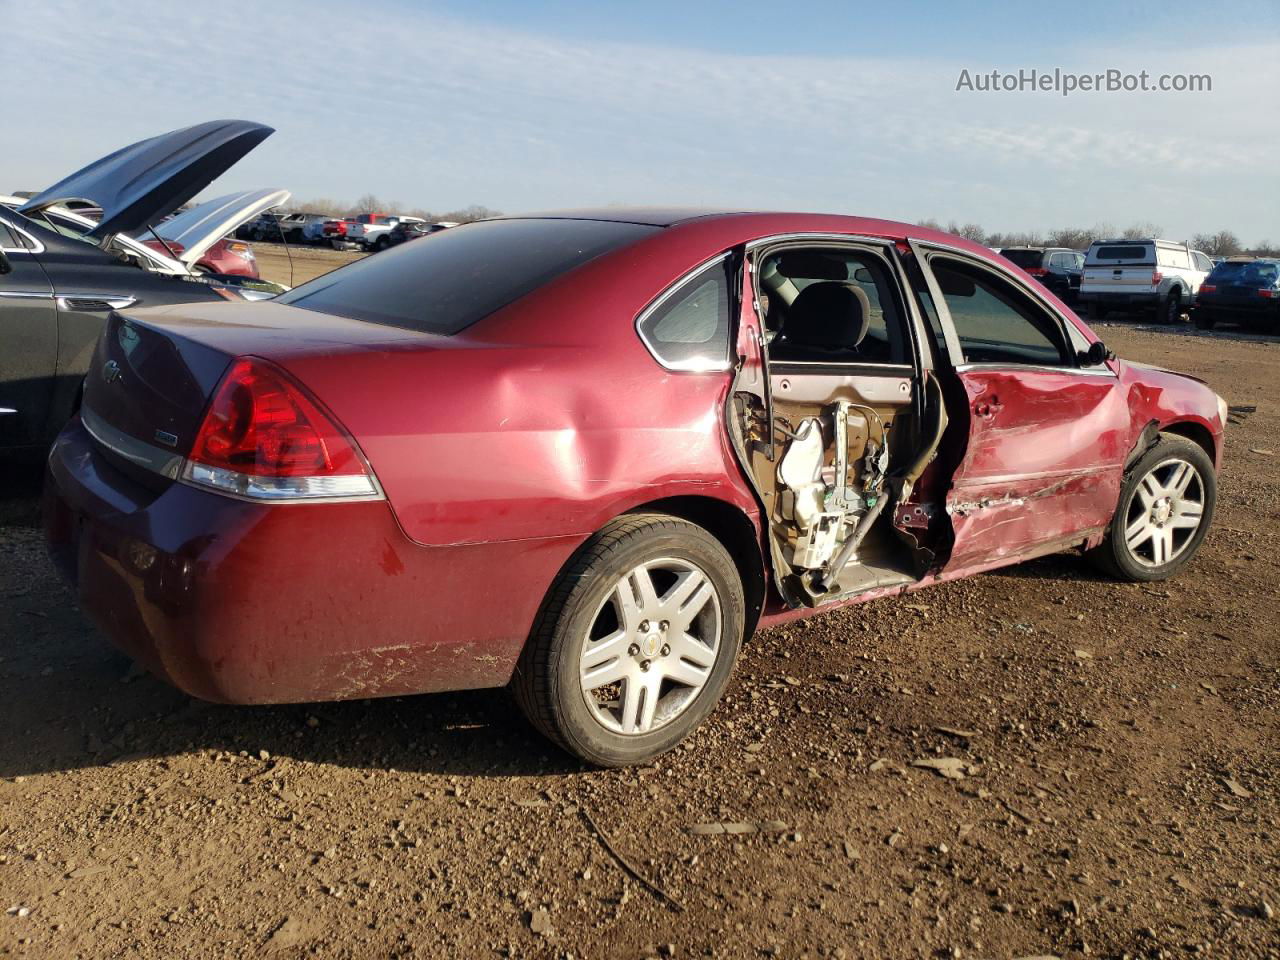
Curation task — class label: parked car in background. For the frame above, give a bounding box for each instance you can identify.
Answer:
[137,189,291,279]
[1080,239,1212,323]
[271,212,329,243]
[0,120,280,456]
[999,246,1085,304]
[322,218,357,248]
[383,219,450,248]
[44,209,1225,766]
[238,211,280,241]
[1192,258,1280,331]
[348,214,425,251]
[302,216,332,245]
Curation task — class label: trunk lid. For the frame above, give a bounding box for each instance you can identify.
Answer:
[80,301,438,470]
[146,188,290,268]
[18,120,273,240]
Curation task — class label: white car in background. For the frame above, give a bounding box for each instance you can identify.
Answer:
[348,214,427,251]
[1079,239,1212,324]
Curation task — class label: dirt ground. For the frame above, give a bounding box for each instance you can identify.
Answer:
[254,243,365,287]
[1,295,1277,958]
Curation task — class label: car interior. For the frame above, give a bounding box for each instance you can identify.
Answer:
[735,245,948,606]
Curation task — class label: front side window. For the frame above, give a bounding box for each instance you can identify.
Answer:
[637,258,732,371]
[928,257,1069,367]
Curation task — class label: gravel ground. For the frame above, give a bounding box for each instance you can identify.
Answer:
[1,321,1277,960]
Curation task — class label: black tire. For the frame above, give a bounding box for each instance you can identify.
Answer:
[1088,433,1215,582]
[512,514,745,767]
[374,235,390,252]
[1162,289,1183,325]
[1086,301,1105,320]
[1193,310,1217,330]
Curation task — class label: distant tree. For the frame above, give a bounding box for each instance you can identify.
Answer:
[441,204,501,223]
[1121,221,1163,240]
[1191,230,1242,257]
[1047,227,1093,249]
[353,193,383,214]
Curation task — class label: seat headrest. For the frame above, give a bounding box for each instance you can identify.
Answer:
[783,282,870,351]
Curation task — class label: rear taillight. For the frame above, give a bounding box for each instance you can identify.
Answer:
[183,357,380,501]
[1260,289,1276,299]
[1199,284,1217,294]
[1026,267,1048,277]
[1151,270,1163,286]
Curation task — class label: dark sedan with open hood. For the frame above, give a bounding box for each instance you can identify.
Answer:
[0,120,277,456]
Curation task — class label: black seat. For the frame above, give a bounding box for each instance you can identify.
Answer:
[772,281,871,362]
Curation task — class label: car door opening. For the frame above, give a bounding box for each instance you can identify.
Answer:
[732,243,949,607]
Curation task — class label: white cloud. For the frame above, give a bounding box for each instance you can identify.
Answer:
[6,0,1278,240]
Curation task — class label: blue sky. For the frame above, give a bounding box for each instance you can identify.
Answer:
[5,0,1278,242]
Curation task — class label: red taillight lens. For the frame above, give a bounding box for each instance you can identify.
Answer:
[1199,284,1217,294]
[183,357,379,501]
[1260,289,1276,299]
[1151,270,1163,285]
[1026,267,1048,277]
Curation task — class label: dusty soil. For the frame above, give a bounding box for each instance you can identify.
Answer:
[1,317,1277,960]
[253,243,364,287]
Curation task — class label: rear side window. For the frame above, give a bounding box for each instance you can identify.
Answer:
[279,218,658,335]
[637,258,732,371]
[1090,244,1151,262]
[0,220,21,250]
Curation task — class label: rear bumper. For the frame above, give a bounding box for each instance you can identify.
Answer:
[1079,291,1159,307]
[44,418,576,705]
[1193,299,1280,322]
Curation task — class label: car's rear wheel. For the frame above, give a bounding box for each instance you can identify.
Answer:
[1088,434,1215,582]
[374,235,390,251]
[1087,301,1105,320]
[1163,290,1183,325]
[513,514,744,767]
[1193,310,1217,330]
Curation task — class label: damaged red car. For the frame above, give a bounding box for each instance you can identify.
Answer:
[44,210,1226,766]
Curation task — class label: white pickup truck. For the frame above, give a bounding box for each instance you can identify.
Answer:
[346,214,427,251]
[1079,239,1213,324]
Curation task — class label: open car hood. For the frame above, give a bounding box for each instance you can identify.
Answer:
[18,120,274,240]
[150,188,291,266]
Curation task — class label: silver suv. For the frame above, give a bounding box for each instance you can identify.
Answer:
[1080,239,1212,324]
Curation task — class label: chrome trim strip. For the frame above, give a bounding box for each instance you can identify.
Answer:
[0,290,55,300]
[745,232,892,250]
[0,407,17,415]
[81,407,185,479]
[0,212,47,254]
[955,463,1116,487]
[634,252,734,373]
[953,362,1116,378]
[56,294,138,312]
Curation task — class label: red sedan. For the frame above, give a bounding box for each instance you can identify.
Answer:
[44,210,1225,766]
[141,236,259,278]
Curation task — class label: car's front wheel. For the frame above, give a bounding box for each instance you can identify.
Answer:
[513,514,744,767]
[1089,434,1215,581]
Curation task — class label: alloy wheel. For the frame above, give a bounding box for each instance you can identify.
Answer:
[578,557,722,736]
[1122,456,1206,567]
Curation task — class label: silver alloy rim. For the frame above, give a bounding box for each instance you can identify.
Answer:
[1123,456,1205,567]
[578,557,722,736]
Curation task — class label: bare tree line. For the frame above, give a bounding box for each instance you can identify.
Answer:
[281,195,501,224]
[916,220,1278,258]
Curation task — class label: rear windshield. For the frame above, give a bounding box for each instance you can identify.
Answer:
[1088,244,1152,263]
[1207,260,1280,286]
[999,249,1045,269]
[279,218,659,335]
